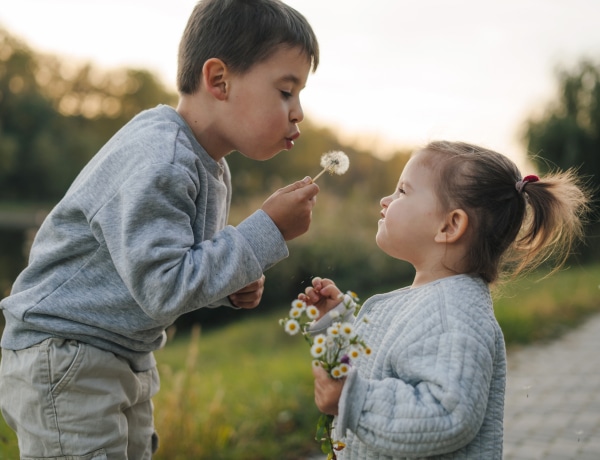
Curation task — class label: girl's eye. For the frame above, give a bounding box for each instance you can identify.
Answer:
[398,188,405,195]
[280,90,292,99]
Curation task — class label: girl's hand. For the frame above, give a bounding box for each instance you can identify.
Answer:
[312,364,344,415]
[298,277,342,319]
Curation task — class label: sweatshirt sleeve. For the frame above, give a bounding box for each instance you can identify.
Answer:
[337,330,495,457]
[90,162,288,322]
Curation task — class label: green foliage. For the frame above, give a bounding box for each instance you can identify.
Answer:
[523,60,600,181]
[0,28,177,203]
[522,58,600,260]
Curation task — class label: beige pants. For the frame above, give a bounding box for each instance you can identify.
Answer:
[0,338,159,460]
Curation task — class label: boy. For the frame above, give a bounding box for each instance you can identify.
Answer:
[0,0,320,458]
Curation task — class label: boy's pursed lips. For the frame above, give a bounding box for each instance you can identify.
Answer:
[285,131,300,149]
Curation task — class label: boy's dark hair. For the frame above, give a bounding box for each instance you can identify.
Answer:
[177,0,320,94]
[419,141,590,283]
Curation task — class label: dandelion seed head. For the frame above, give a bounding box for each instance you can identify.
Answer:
[320,150,349,176]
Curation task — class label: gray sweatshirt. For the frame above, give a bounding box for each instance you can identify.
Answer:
[0,105,288,371]
[312,275,505,459]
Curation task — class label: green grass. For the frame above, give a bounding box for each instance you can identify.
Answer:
[494,264,600,346]
[0,264,599,458]
[151,318,320,460]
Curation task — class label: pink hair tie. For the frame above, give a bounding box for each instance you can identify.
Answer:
[515,174,539,194]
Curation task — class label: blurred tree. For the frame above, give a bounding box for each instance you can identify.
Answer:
[523,59,599,184]
[522,58,600,259]
[0,27,177,203]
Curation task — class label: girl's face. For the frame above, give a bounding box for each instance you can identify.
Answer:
[376,153,445,265]
[223,45,310,161]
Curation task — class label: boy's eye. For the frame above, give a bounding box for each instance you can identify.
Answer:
[398,188,405,195]
[280,90,292,99]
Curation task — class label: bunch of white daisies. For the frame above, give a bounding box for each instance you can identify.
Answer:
[280,292,371,379]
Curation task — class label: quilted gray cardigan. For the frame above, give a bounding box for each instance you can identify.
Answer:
[312,274,505,459]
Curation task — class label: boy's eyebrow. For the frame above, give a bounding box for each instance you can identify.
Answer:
[278,74,305,88]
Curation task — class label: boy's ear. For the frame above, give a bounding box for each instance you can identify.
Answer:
[434,209,468,244]
[202,58,229,101]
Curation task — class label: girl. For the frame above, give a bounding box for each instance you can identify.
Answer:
[300,141,590,459]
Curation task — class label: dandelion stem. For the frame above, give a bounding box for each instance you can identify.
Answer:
[312,168,328,182]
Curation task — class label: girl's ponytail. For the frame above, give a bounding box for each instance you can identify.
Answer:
[511,169,591,277]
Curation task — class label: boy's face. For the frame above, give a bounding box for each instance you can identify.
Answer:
[376,152,445,265]
[223,45,311,160]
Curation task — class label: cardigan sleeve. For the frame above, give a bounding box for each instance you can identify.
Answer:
[337,329,496,457]
[307,293,358,336]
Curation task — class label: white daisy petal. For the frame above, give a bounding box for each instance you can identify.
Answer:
[284,319,300,335]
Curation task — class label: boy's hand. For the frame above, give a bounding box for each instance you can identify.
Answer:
[299,276,342,319]
[228,275,265,309]
[313,364,344,415]
[261,177,319,241]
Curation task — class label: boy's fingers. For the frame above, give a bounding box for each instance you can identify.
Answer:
[280,177,319,197]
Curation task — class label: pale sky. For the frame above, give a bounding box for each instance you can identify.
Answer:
[2,0,600,168]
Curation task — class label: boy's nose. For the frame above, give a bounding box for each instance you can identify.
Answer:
[290,102,304,123]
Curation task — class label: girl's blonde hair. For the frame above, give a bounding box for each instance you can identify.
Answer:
[419,141,591,283]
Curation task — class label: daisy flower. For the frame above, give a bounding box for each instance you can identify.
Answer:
[284,319,300,335]
[291,299,306,311]
[327,324,340,337]
[306,305,319,320]
[289,307,303,319]
[313,334,327,346]
[339,323,355,338]
[347,345,362,360]
[330,366,343,379]
[338,363,351,376]
[311,343,326,358]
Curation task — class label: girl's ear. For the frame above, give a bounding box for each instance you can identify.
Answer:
[435,209,468,244]
[202,58,229,101]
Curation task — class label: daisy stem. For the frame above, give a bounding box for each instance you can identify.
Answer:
[326,420,337,460]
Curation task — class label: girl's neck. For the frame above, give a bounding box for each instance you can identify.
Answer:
[411,266,462,288]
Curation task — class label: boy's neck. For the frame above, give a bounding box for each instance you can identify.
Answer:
[176,94,228,162]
